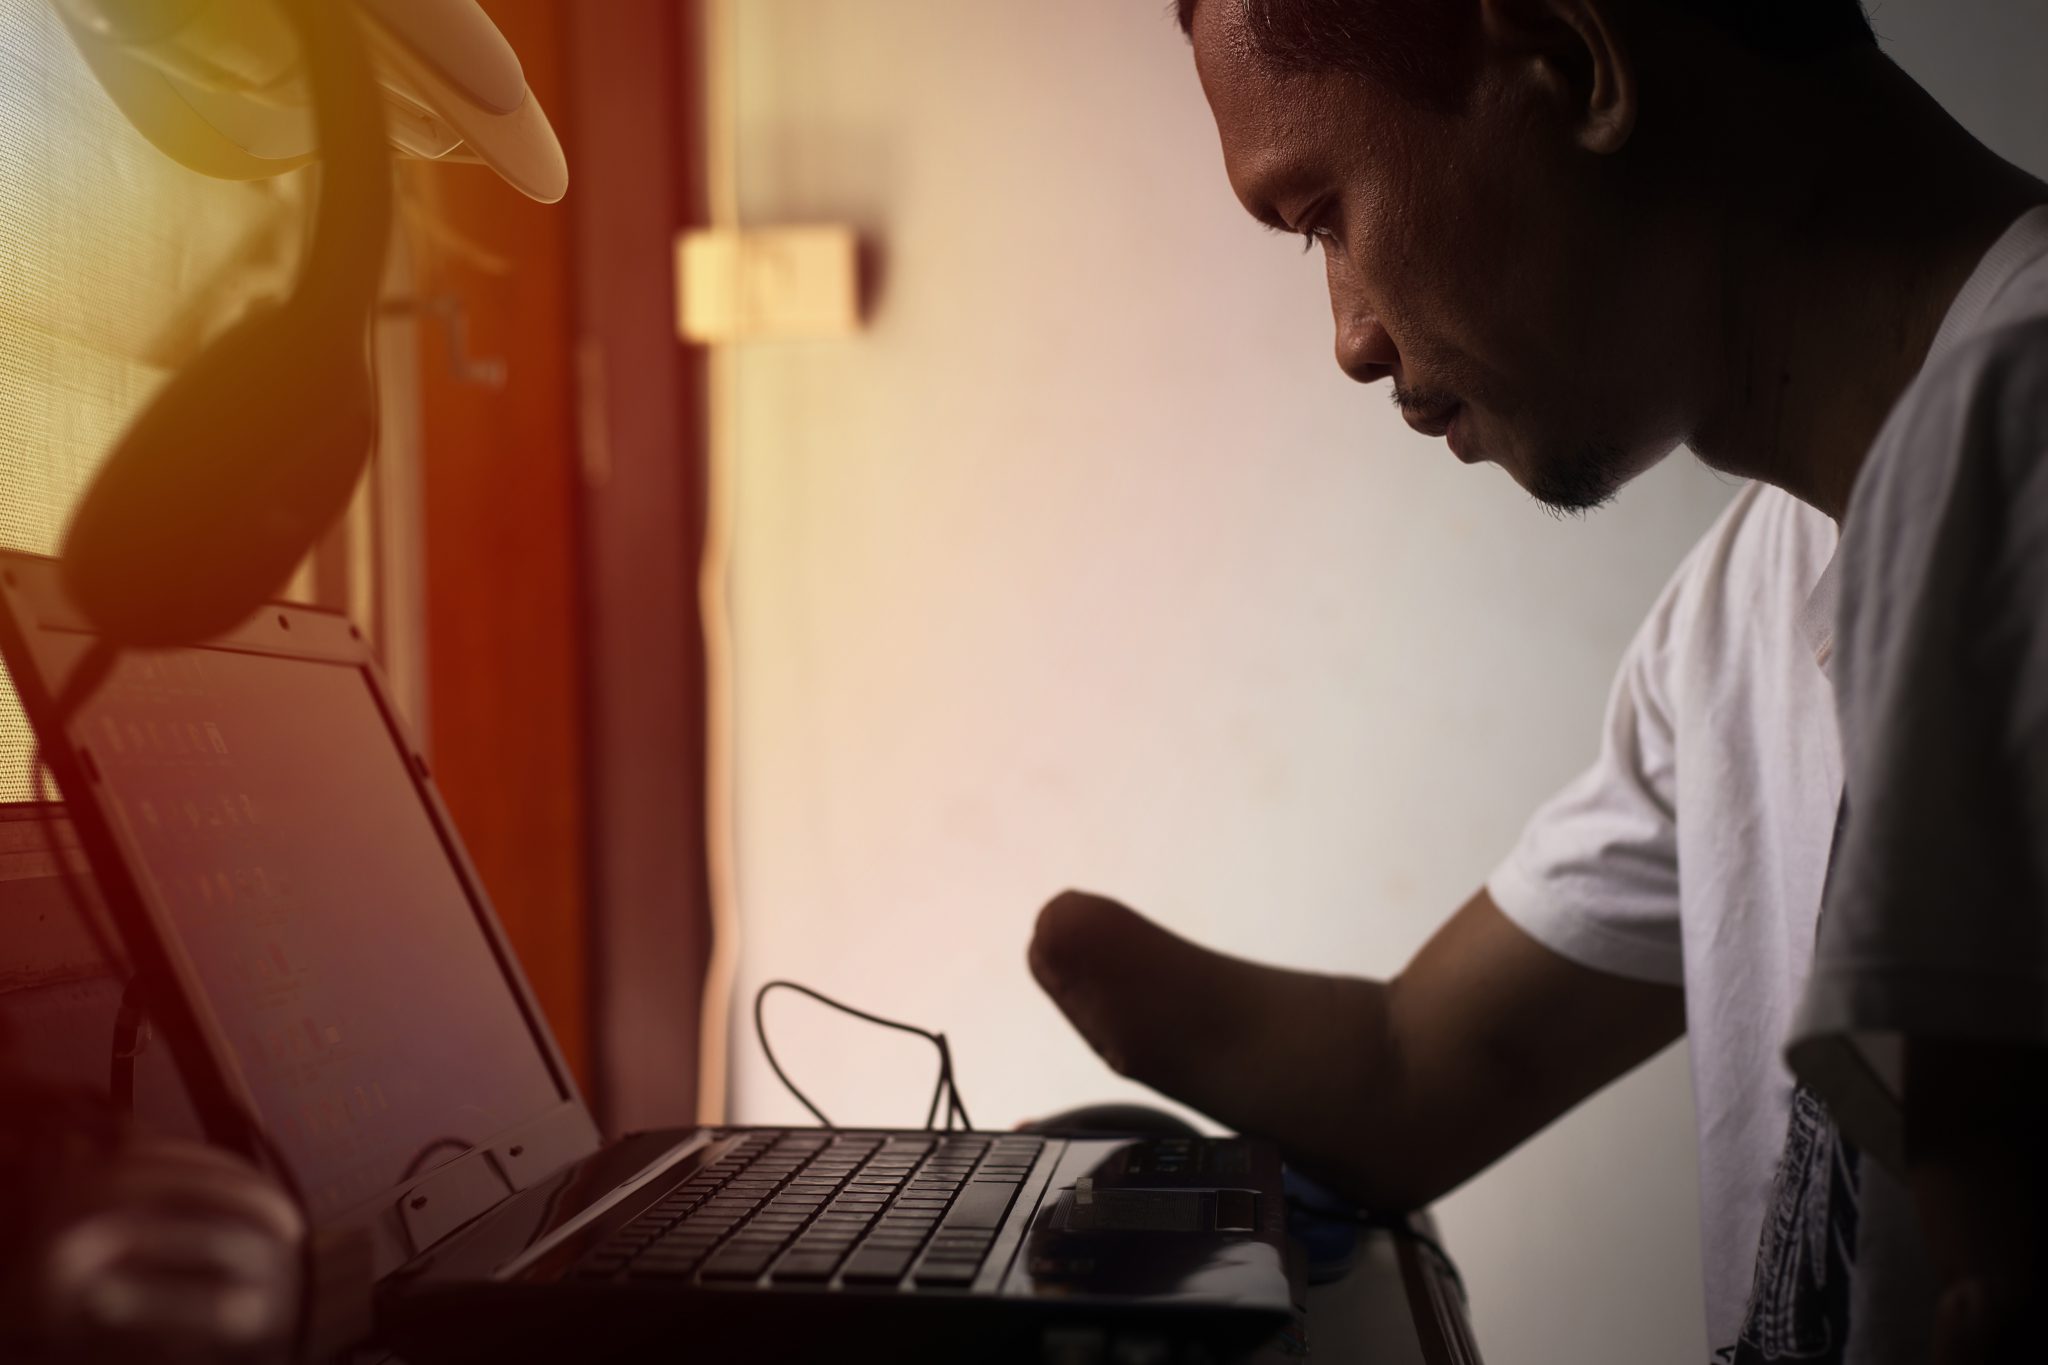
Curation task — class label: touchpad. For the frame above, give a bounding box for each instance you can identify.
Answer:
[1055,1188,1257,1233]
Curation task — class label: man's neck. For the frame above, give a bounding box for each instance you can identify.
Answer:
[1686,54,2047,523]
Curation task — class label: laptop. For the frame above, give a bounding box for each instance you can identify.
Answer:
[0,549,1294,1364]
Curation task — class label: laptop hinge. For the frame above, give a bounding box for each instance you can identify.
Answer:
[398,1149,515,1255]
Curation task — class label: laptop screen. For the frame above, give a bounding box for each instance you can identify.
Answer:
[64,637,566,1220]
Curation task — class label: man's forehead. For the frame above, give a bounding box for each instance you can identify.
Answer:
[1191,1,1346,209]
[1188,0,1259,84]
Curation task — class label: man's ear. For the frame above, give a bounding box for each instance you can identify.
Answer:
[1478,0,1637,155]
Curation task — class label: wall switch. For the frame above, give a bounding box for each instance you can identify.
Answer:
[676,225,861,342]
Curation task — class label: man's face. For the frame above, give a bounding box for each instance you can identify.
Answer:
[1191,4,1701,511]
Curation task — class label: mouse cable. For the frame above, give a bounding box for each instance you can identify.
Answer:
[753,980,974,1132]
[1285,1197,1467,1302]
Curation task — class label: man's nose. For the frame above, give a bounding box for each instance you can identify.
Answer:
[1334,310,1398,386]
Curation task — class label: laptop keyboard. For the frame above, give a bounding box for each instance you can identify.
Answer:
[573,1131,1045,1290]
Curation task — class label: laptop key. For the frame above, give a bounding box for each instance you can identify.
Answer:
[878,1225,938,1242]
[628,1258,704,1280]
[939,1180,1021,1231]
[793,1239,857,1257]
[930,1228,993,1247]
[927,1245,988,1264]
[928,1246,990,1264]
[812,1223,873,1238]
[682,1219,737,1235]
[840,1247,916,1284]
[728,1226,794,1243]
[657,1240,722,1259]
[769,1253,844,1283]
[701,1246,778,1281]
[912,1259,979,1287]
[662,1225,726,1242]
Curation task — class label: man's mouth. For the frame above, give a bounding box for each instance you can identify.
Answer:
[1393,385,1477,461]
[1403,400,1472,459]
[1399,402,1459,439]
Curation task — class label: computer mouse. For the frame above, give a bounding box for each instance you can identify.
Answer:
[1017,1102,1204,1138]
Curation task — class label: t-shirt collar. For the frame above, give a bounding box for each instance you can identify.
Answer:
[1802,555,1841,673]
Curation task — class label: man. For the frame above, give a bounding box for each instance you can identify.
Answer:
[1027,1,2048,1360]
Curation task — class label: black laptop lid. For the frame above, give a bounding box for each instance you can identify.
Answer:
[0,552,598,1275]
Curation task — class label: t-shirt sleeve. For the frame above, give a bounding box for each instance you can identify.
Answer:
[1487,564,1691,987]
[1789,321,2048,1173]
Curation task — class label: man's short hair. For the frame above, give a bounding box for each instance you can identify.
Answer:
[1176,0,1878,108]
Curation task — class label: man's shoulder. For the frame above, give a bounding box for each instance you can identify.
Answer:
[1870,218,2048,505]
[1835,309,2048,720]
[1917,310,2048,478]
[1850,311,2048,565]
[1620,479,1837,710]
[1669,481,1836,626]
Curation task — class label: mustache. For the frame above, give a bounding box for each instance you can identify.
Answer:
[1390,383,1459,417]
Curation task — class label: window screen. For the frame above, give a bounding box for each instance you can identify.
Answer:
[0,5,306,800]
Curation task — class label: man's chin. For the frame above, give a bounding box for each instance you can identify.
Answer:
[1509,440,1647,517]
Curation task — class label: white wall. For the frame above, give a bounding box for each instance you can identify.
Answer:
[719,4,2047,1362]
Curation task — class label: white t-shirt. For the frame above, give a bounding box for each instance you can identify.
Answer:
[1793,205,2048,1135]
[1487,480,1842,1349]
[1488,205,2048,1359]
